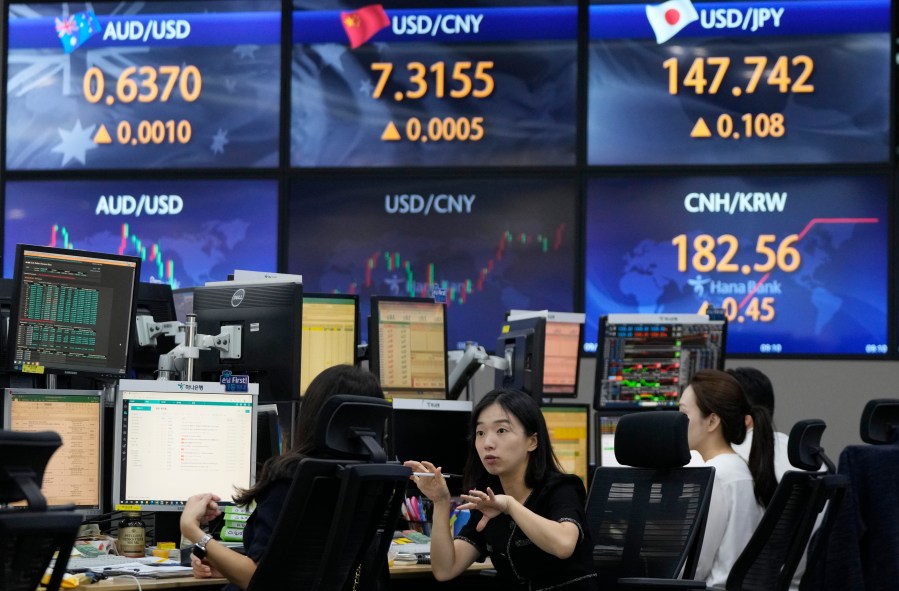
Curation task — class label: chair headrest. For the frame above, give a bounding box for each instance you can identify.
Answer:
[314,395,392,462]
[0,430,62,508]
[615,411,691,468]
[860,399,899,445]
[788,419,830,471]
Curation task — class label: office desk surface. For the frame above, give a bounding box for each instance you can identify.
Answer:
[92,576,226,590]
[390,558,494,578]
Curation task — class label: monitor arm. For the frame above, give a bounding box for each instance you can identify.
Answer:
[135,314,242,381]
[447,342,510,400]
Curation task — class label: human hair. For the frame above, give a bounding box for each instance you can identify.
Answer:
[688,369,777,507]
[233,365,384,505]
[727,367,775,416]
[463,388,562,492]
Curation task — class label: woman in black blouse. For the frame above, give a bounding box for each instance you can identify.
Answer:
[179,364,385,590]
[406,388,598,590]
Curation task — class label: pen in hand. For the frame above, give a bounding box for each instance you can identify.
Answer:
[413,472,459,478]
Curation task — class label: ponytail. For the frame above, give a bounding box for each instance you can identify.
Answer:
[747,404,777,507]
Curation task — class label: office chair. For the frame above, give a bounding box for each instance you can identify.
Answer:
[616,418,842,591]
[0,430,83,591]
[802,399,899,591]
[246,395,411,591]
[585,411,715,590]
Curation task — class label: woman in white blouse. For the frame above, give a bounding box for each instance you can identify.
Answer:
[679,369,777,589]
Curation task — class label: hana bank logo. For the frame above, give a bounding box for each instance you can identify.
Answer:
[645,0,698,43]
[341,4,390,49]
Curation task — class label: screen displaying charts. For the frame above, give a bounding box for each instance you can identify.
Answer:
[587,0,890,165]
[287,175,577,350]
[4,179,278,288]
[6,0,281,170]
[291,0,577,167]
[584,174,889,356]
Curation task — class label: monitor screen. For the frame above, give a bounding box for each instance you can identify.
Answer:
[598,415,621,467]
[508,311,583,398]
[4,178,278,288]
[172,288,194,323]
[587,0,890,165]
[541,404,590,486]
[594,314,727,410]
[3,388,104,514]
[6,0,281,170]
[390,398,471,496]
[112,380,257,512]
[287,175,576,351]
[194,281,304,403]
[290,0,577,167]
[495,316,545,401]
[300,293,358,395]
[370,297,448,400]
[8,244,141,378]
[584,173,889,357]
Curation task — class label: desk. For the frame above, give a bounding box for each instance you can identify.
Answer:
[389,559,494,578]
[92,576,226,590]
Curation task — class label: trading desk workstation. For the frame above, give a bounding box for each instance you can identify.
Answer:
[0,243,602,590]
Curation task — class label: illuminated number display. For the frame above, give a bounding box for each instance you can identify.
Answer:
[587,0,889,165]
[6,1,281,170]
[291,1,577,167]
[583,175,888,356]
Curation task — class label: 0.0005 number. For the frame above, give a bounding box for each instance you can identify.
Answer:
[117,120,192,145]
[405,117,484,142]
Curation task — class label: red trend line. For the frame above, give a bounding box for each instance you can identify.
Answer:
[738,217,879,310]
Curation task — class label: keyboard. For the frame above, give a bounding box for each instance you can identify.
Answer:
[65,555,151,569]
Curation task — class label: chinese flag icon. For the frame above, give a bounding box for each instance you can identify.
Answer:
[341,4,390,49]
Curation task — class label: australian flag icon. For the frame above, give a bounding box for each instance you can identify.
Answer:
[55,10,101,54]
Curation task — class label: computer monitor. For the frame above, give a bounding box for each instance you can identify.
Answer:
[112,379,257,512]
[7,244,141,378]
[541,404,590,487]
[495,316,546,401]
[0,278,13,370]
[390,398,471,496]
[369,296,448,400]
[194,281,303,403]
[508,311,584,398]
[300,293,358,395]
[131,282,177,378]
[598,415,621,467]
[256,404,282,470]
[3,388,104,514]
[594,314,728,409]
[172,288,195,324]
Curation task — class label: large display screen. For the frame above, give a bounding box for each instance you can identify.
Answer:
[6,0,281,170]
[587,0,890,165]
[291,0,577,167]
[287,176,577,349]
[584,174,889,356]
[4,179,278,288]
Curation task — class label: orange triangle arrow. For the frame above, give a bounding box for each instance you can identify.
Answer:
[381,121,401,141]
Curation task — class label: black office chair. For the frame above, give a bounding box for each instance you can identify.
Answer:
[0,430,83,591]
[618,418,843,591]
[802,399,899,591]
[585,411,716,590]
[246,395,411,591]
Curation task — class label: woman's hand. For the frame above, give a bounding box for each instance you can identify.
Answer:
[458,487,510,531]
[180,493,222,539]
[190,553,223,579]
[402,460,452,503]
